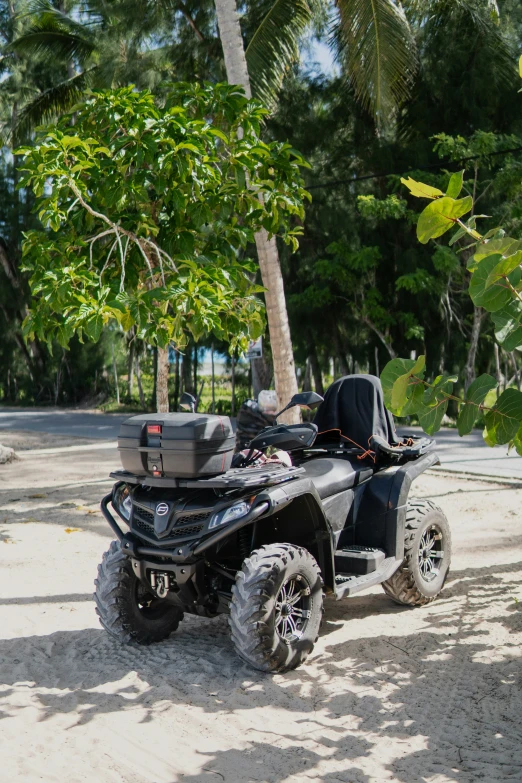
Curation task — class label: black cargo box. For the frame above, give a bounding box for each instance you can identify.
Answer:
[118,413,235,479]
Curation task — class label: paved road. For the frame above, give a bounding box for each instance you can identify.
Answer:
[0,408,128,440]
[398,426,522,481]
[1,407,521,481]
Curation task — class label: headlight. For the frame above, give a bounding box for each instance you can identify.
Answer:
[209,501,250,530]
[114,484,132,521]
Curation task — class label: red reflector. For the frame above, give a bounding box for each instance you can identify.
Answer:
[147,425,162,435]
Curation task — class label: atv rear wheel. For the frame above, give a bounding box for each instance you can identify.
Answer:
[94,540,183,644]
[229,543,323,673]
[382,499,451,606]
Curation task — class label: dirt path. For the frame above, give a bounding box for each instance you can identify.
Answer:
[1,441,521,782]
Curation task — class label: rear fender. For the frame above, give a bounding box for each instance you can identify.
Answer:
[354,452,440,558]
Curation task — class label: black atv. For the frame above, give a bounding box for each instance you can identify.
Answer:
[95,374,451,673]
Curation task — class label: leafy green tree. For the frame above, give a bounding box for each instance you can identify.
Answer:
[18,82,309,410]
[381,129,522,453]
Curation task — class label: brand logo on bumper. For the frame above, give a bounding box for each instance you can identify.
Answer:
[156,503,169,516]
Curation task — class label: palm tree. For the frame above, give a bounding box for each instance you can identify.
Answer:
[6,0,217,141]
[214,0,417,419]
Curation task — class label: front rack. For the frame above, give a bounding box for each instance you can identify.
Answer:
[110,463,305,489]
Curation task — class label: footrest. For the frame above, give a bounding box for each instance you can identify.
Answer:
[334,546,386,576]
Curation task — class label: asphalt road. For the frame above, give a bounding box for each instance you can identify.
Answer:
[1,407,521,481]
[0,408,127,440]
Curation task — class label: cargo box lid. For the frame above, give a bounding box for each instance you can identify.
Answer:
[118,413,233,443]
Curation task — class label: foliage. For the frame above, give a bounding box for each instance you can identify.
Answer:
[18,82,309,354]
[381,153,522,454]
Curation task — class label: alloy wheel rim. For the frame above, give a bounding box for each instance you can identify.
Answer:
[275,574,311,643]
[418,524,444,582]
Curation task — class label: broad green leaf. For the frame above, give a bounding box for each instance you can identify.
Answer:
[395,380,425,416]
[445,170,464,199]
[120,311,134,332]
[85,315,103,342]
[491,300,522,350]
[380,355,425,412]
[401,177,444,200]
[484,250,522,289]
[474,237,521,262]
[457,374,497,436]
[469,254,521,312]
[418,398,448,435]
[484,388,522,445]
[416,196,473,244]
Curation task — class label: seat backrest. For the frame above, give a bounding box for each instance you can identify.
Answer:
[313,374,396,449]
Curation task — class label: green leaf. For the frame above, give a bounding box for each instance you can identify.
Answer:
[418,398,448,435]
[380,355,425,412]
[84,315,103,342]
[484,250,522,289]
[416,196,473,244]
[474,237,521,262]
[423,373,458,406]
[334,0,416,128]
[469,254,521,312]
[484,388,522,445]
[245,0,314,111]
[445,170,464,199]
[491,300,522,351]
[401,177,444,200]
[457,374,497,436]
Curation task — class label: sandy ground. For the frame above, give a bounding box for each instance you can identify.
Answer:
[0,435,521,783]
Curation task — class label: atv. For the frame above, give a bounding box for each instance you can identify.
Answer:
[95,374,451,673]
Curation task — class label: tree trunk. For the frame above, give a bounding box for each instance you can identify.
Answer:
[156,345,170,412]
[182,348,193,394]
[193,344,198,397]
[111,344,120,405]
[135,355,146,408]
[174,348,180,409]
[303,357,312,392]
[231,351,236,416]
[214,0,299,424]
[211,343,215,414]
[309,349,324,396]
[251,353,272,399]
[127,338,135,400]
[464,306,484,391]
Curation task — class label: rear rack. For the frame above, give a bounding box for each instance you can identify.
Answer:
[110,463,305,489]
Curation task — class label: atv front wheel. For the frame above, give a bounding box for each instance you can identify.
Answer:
[94,540,183,644]
[382,499,451,606]
[229,543,323,673]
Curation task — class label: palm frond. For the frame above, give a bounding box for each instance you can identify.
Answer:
[13,67,97,143]
[403,0,515,84]
[334,0,417,126]
[246,0,317,110]
[11,2,96,64]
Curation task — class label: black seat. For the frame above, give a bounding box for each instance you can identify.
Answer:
[301,457,373,499]
[313,374,392,450]
[311,374,434,462]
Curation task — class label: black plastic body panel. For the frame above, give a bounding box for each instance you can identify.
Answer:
[351,451,440,559]
[249,422,318,452]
